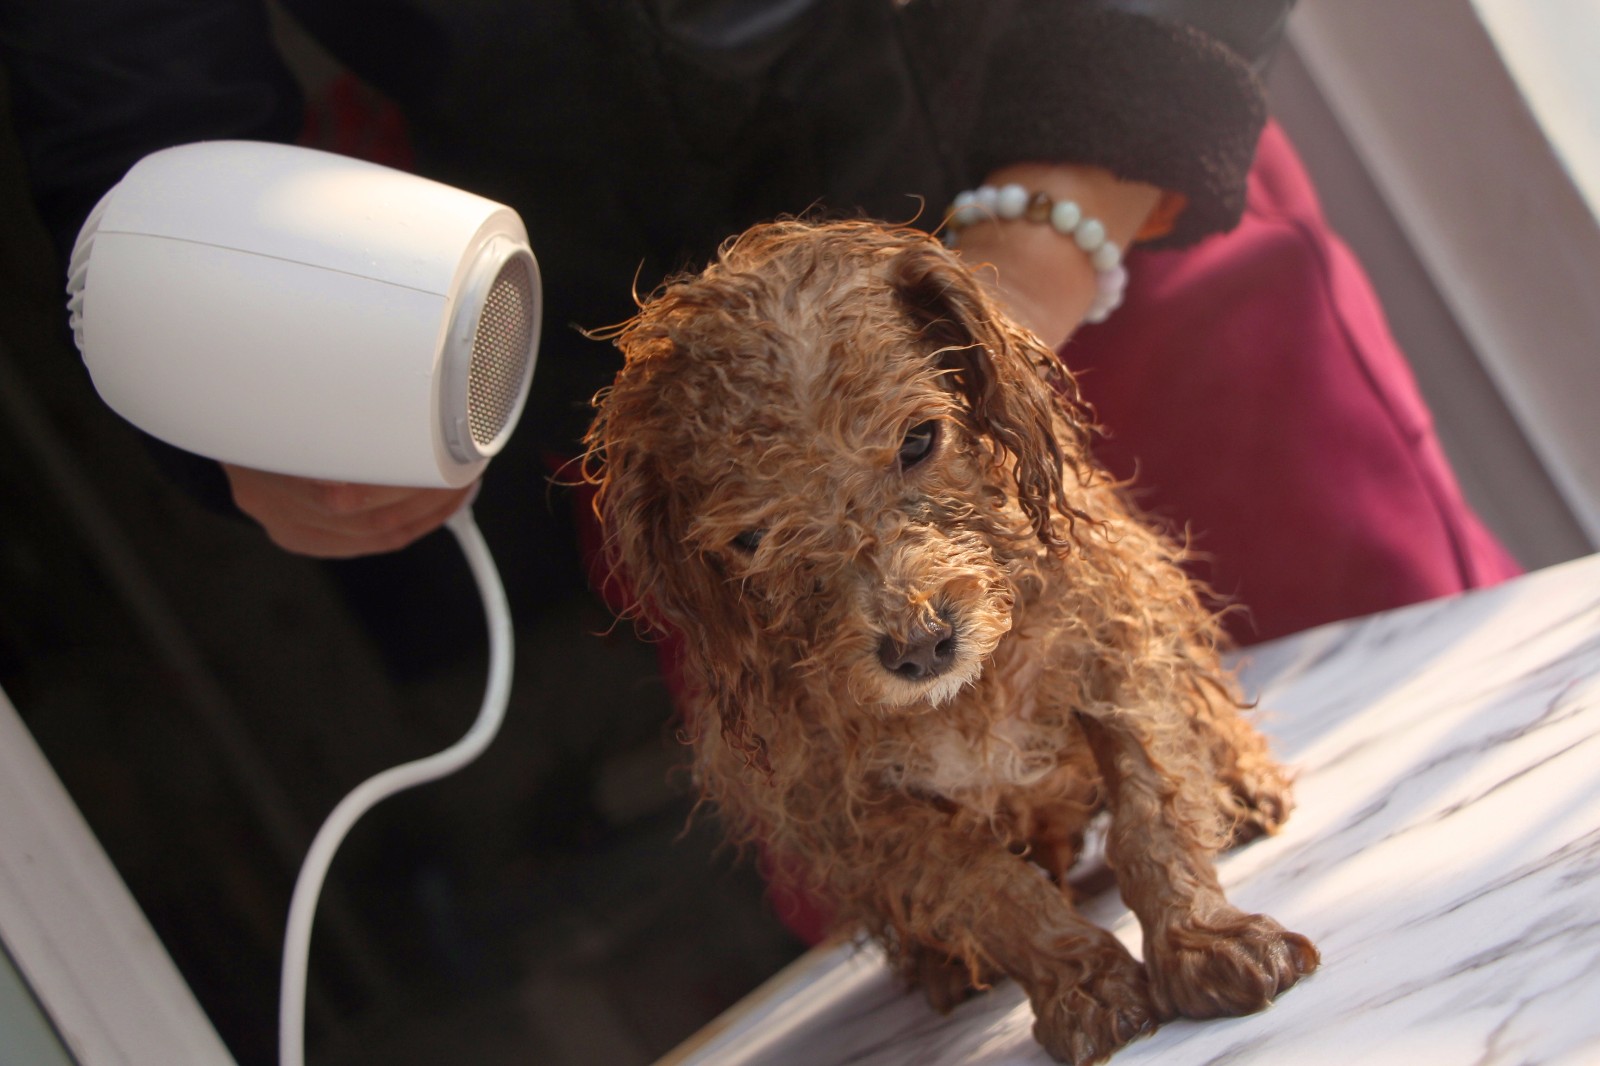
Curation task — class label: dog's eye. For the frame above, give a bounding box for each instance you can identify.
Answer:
[898,420,939,469]
[731,529,766,554]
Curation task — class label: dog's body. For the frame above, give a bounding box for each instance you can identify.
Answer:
[586,219,1317,1064]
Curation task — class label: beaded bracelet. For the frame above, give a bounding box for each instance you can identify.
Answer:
[944,183,1128,324]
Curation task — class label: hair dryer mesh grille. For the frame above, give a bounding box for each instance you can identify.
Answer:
[467,257,536,449]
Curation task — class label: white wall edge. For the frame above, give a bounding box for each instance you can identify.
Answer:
[1287,0,1600,546]
[0,686,237,1065]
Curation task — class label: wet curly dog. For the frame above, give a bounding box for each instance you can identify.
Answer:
[584,219,1317,1064]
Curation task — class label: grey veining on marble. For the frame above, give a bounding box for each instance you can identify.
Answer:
[665,554,1600,1066]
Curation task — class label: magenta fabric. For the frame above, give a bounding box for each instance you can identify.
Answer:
[1062,120,1521,646]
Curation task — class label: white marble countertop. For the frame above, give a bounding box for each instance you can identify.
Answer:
[661,553,1600,1066]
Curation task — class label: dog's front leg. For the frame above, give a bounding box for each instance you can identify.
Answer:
[1076,712,1318,1020]
[868,805,1155,1065]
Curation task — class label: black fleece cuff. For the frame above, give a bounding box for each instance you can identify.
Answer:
[969,7,1266,247]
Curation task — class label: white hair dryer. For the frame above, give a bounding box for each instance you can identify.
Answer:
[66,139,540,487]
[62,141,538,1066]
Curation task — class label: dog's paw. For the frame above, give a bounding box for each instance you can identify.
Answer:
[1030,959,1157,1066]
[900,944,999,1014]
[1146,909,1319,1019]
[1221,763,1296,846]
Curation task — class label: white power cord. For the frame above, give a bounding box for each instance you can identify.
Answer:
[278,507,514,1066]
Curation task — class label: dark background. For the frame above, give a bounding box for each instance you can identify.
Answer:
[0,62,804,1066]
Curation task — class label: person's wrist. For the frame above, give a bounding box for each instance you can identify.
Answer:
[946,184,1129,324]
[945,163,1163,346]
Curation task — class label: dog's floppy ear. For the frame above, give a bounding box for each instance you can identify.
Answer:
[584,323,778,774]
[889,241,1092,547]
[583,404,689,630]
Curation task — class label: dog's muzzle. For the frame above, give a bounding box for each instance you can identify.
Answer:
[877,611,958,681]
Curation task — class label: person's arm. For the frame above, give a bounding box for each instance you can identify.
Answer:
[903,0,1287,344]
[900,0,1274,250]
[0,0,305,265]
[950,162,1162,350]
[1079,0,1295,74]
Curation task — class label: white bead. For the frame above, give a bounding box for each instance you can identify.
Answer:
[952,203,985,227]
[975,185,1000,213]
[1074,217,1107,252]
[1097,264,1128,296]
[952,189,977,210]
[1049,199,1082,235]
[1090,240,1121,272]
[995,183,1029,220]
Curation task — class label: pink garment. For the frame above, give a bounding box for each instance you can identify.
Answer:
[1063,120,1520,645]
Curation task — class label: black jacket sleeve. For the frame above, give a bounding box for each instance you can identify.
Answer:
[0,1,304,513]
[901,0,1295,247]
[0,0,304,265]
[1083,0,1294,73]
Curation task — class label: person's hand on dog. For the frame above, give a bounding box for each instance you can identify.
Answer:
[954,163,1168,350]
[223,463,473,558]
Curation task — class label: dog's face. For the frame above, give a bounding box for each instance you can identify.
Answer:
[587,221,1089,747]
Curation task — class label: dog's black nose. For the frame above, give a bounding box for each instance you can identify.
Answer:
[878,617,958,681]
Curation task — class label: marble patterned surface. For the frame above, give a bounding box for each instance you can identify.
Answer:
[663,553,1600,1066]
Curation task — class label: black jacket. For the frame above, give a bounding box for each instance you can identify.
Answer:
[2,0,1293,448]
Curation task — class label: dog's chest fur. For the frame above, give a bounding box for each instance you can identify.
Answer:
[883,635,1082,802]
[897,713,1056,799]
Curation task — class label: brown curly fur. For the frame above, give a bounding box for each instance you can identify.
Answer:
[583,219,1318,1064]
